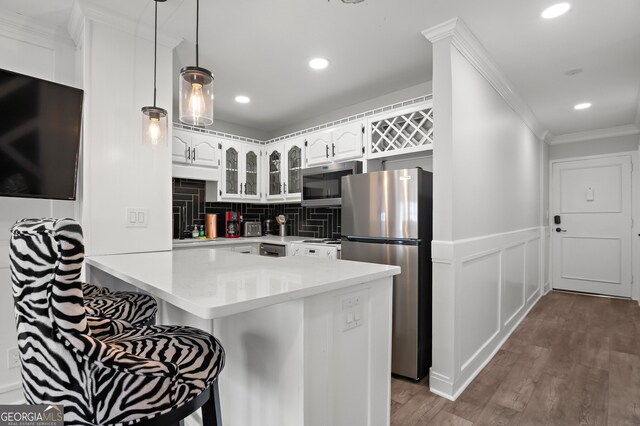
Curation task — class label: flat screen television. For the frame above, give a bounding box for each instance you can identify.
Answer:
[0,68,83,200]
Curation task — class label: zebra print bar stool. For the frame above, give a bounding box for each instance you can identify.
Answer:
[12,218,158,327]
[9,218,225,426]
[82,282,158,326]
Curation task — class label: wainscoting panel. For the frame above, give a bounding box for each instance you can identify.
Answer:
[526,238,540,301]
[459,250,501,369]
[430,227,544,400]
[503,242,525,329]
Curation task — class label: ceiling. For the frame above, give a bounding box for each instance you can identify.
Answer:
[1,0,639,140]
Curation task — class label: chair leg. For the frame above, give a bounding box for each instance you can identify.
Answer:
[202,380,222,426]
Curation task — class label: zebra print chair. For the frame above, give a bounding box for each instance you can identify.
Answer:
[13,217,158,327]
[9,218,225,426]
[82,282,158,326]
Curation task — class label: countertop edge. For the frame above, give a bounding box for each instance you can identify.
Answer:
[85,257,399,320]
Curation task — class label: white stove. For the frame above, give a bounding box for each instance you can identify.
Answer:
[289,239,341,260]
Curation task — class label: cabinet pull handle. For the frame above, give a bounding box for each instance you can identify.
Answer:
[192,147,196,161]
[284,182,287,194]
[332,143,335,157]
[240,183,243,194]
[280,183,283,194]
[186,147,190,160]
[325,145,329,158]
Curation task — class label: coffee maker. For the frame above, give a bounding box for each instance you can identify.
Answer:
[225,211,241,238]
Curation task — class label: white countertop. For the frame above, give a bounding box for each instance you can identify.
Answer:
[172,235,302,248]
[86,249,399,319]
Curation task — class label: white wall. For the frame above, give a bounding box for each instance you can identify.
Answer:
[77,13,174,256]
[0,14,78,403]
[427,21,545,400]
[550,133,639,160]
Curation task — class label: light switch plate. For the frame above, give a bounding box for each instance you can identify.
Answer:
[126,208,149,228]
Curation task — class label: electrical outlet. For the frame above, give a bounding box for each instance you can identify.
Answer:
[7,347,20,369]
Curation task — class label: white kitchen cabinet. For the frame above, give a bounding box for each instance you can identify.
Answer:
[172,128,221,180]
[266,138,305,201]
[220,140,262,201]
[304,121,364,166]
[232,244,259,255]
[172,128,220,168]
[367,102,434,159]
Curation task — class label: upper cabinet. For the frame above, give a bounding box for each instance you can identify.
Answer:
[220,140,261,201]
[305,121,364,167]
[266,138,305,201]
[367,102,434,159]
[172,128,220,180]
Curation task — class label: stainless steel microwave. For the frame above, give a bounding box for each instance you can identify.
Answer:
[301,161,363,207]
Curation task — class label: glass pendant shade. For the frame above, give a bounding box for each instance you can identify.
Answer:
[141,106,168,146]
[179,66,214,126]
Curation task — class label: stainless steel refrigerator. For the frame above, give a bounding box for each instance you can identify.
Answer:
[341,168,432,380]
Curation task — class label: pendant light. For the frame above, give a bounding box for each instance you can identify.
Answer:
[179,0,214,126]
[141,0,168,145]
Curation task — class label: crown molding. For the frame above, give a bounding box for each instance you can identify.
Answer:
[0,10,75,49]
[549,124,640,145]
[422,17,546,141]
[67,0,182,49]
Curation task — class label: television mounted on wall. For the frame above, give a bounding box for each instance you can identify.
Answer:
[0,68,83,200]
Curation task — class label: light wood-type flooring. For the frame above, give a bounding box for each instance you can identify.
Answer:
[391,290,640,425]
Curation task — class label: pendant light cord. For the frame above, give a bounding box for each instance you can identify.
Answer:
[196,0,200,67]
[153,0,158,107]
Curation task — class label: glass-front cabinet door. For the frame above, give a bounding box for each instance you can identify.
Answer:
[267,144,283,199]
[243,145,261,200]
[222,144,239,198]
[285,138,304,200]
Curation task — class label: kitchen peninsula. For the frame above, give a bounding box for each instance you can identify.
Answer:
[85,248,399,426]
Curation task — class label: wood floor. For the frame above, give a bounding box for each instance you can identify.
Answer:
[390,291,640,425]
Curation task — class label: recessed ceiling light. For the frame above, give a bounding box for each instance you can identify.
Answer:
[541,3,571,19]
[309,58,329,70]
[235,95,250,104]
[574,102,591,110]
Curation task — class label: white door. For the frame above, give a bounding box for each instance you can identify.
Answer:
[192,135,219,168]
[266,144,285,200]
[332,122,363,162]
[306,131,332,166]
[551,155,632,297]
[172,130,190,164]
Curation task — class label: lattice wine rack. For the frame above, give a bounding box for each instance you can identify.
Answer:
[369,106,434,157]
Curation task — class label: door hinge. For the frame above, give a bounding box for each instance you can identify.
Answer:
[218,159,220,166]
[362,146,365,154]
[218,143,222,149]
[304,140,308,147]
[219,190,222,196]
[361,125,365,134]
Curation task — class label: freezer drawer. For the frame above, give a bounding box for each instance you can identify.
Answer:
[341,239,430,379]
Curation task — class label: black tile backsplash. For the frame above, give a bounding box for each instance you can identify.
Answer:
[172,178,341,239]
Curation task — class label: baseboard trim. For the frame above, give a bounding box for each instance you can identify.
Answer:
[0,381,23,404]
[431,289,543,400]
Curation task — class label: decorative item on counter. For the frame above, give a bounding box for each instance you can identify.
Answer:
[199,225,205,238]
[225,211,241,238]
[276,214,288,237]
[191,225,199,238]
[205,213,217,239]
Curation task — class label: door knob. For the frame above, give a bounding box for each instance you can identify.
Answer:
[555,227,567,233]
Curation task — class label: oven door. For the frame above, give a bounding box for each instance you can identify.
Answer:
[301,161,362,206]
